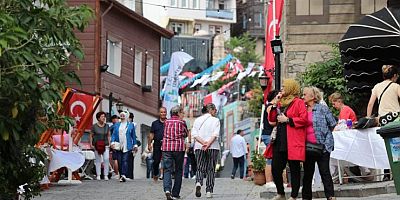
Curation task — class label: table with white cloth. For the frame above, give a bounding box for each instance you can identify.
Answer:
[330,127,390,183]
[48,149,85,172]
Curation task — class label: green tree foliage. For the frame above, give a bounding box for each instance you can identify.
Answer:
[299,45,368,116]
[0,0,92,199]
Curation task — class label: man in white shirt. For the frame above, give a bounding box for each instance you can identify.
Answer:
[191,103,220,198]
[230,129,247,179]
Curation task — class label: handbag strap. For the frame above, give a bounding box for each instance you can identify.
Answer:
[378,82,393,107]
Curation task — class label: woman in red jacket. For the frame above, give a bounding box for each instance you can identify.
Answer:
[269,79,308,200]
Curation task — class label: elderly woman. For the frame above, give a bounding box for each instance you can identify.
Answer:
[269,79,308,200]
[302,87,337,200]
[111,111,137,182]
[90,111,110,180]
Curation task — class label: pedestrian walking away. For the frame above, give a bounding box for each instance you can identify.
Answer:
[230,129,247,179]
[192,103,221,198]
[149,107,167,182]
[161,105,188,200]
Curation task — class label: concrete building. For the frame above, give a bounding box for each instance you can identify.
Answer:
[283,0,386,78]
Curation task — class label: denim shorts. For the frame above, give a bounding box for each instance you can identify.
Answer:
[261,135,272,165]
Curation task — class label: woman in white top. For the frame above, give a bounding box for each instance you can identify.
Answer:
[367,65,400,121]
[191,103,220,198]
[366,64,400,181]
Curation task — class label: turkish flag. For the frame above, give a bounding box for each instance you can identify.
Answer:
[264,0,284,100]
[65,92,94,130]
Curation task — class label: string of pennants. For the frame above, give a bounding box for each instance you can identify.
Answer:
[160,54,264,97]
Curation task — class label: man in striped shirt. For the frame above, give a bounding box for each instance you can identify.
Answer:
[162,105,188,200]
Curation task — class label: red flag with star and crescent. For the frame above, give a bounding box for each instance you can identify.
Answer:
[264,0,284,100]
[65,92,94,130]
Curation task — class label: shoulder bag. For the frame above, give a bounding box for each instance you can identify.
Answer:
[95,125,107,155]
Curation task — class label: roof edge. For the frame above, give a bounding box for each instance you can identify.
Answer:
[101,0,174,39]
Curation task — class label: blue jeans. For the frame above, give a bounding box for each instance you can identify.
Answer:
[146,157,154,179]
[261,134,272,165]
[232,155,245,179]
[116,151,130,177]
[163,151,185,197]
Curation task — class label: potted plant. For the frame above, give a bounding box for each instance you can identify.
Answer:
[251,151,266,185]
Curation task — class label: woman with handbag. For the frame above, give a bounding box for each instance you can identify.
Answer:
[111,111,137,182]
[366,64,400,181]
[301,87,337,200]
[90,111,110,181]
[268,79,308,200]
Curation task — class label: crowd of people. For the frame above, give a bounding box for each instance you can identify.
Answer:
[86,65,399,200]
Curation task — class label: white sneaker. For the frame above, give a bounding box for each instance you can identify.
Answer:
[271,194,286,200]
[119,175,126,182]
[96,176,101,181]
[206,192,212,198]
[104,176,109,181]
[114,175,120,180]
[195,182,201,197]
[264,182,276,188]
[191,175,196,179]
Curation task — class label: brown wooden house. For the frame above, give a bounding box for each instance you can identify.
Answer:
[66,0,173,178]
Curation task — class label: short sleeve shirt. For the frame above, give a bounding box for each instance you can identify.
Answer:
[150,119,165,147]
[372,80,400,116]
[91,124,110,146]
[339,105,357,122]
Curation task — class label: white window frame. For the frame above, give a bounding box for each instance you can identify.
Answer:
[192,0,199,9]
[171,0,177,7]
[181,0,188,8]
[106,37,122,76]
[171,22,185,34]
[145,56,153,86]
[134,49,143,85]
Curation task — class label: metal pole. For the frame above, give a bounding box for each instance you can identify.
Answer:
[274,52,281,90]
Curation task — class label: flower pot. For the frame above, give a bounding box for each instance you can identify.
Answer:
[253,170,266,185]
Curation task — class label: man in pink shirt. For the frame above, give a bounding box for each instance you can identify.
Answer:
[329,92,357,123]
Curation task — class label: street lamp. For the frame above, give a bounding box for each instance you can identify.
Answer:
[116,102,124,113]
[259,73,270,91]
[270,36,283,90]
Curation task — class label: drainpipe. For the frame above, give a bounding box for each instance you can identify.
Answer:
[95,0,113,109]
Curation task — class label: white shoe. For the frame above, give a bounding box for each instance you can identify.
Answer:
[114,175,120,180]
[191,175,196,179]
[195,182,201,197]
[104,176,109,181]
[96,176,101,181]
[119,175,126,182]
[264,181,276,188]
[271,194,286,200]
[206,192,212,198]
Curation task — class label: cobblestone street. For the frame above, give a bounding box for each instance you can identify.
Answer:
[34,178,265,200]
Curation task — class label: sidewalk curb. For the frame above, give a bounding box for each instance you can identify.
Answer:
[260,181,396,199]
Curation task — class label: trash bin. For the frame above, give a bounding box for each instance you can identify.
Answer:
[377,120,400,195]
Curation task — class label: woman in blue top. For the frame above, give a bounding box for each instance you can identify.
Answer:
[111,111,137,182]
[301,87,337,200]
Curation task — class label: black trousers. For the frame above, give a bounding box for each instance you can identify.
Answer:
[187,150,197,177]
[272,150,301,198]
[231,155,245,178]
[152,145,162,177]
[302,151,334,199]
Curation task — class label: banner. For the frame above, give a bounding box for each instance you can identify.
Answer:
[264,0,284,96]
[65,92,94,129]
[162,52,194,117]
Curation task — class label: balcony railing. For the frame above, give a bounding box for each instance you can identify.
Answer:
[206,9,234,20]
